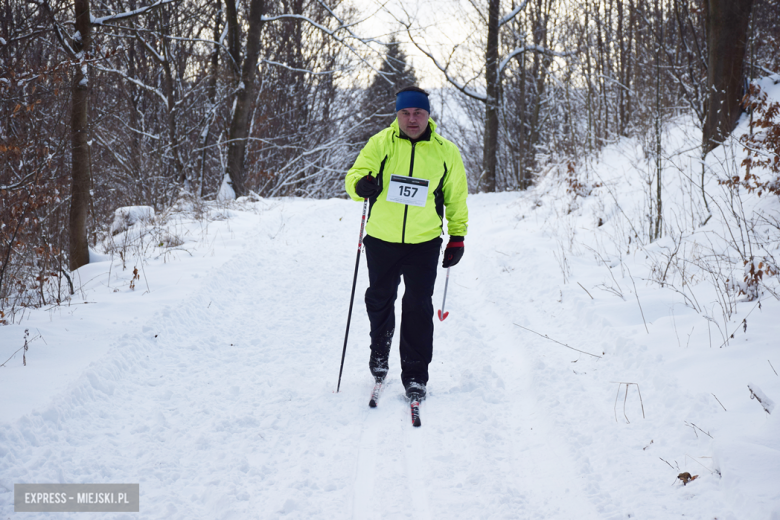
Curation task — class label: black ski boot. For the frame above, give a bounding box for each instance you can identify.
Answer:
[369,350,389,383]
[404,381,425,427]
[404,381,426,401]
[368,330,393,382]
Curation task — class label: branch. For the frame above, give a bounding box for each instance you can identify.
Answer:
[134,32,166,63]
[499,44,574,75]
[313,0,386,46]
[513,323,602,358]
[499,0,530,26]
[0,171,39,191]
[93,64,168,106]
[39,0,78,58]
[403,23,486,102]
[260,59,352,76]
[260,11,386,81]
[91,0,180,26]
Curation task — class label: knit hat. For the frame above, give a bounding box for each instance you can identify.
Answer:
[396,88,430,113]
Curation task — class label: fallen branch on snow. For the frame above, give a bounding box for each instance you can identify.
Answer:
[748,384,774,414]
[513,323,602,358]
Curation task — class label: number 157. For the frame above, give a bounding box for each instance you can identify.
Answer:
[400,186,418,197]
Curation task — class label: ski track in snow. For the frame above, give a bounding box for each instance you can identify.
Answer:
[1,192,776,519]
[352,401,379,519]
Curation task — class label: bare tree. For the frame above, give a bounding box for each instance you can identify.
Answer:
[402,0,567,192]
[225,0,266,197]
[702,0,754,153]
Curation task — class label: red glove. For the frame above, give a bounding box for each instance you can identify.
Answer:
[442,236,464,268]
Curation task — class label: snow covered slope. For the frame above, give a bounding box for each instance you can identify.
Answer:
[2,84,780,518]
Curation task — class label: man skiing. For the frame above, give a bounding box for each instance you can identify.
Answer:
[345,86,469,408]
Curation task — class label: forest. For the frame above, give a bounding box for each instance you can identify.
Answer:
[1,0,779,318]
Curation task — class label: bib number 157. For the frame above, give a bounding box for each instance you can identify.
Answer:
[386,175,429,208]
[399,185,418,197]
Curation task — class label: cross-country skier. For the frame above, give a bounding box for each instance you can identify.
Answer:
[345,86,469,403]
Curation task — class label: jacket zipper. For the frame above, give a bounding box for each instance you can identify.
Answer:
[401,141,416,244]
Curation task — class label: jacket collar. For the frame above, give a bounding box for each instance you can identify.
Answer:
[391,117,437,142]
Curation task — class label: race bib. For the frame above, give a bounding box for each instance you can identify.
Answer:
[386,175,429,207]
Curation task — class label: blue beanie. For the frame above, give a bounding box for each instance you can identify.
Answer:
[396,90,430,113]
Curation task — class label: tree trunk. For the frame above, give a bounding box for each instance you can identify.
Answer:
[519,49,529,188]
[481,0,500,193]
[702,0,754,153]
[225,0,265,198]
[68,0,91,271]
[225,0,241,74]
[159,55,186,186]
[197,0,222,198]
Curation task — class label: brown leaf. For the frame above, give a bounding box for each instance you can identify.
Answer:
[677,472,698,485]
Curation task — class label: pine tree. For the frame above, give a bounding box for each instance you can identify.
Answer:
[356,40,419,144]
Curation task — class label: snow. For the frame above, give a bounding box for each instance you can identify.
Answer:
[216,174,236,201]
[109,205,155,235]
[2,93,780,518]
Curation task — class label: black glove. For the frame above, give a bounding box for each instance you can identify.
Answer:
[442,236,464,268]
[355,173,382,199]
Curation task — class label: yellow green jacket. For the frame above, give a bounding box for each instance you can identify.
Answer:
[345,118,469,244]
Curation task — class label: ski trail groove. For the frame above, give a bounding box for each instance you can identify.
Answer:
[352,403,379,520]
[402,407,433,520]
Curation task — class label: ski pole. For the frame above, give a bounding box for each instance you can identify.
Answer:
[437,267,450,321]
[337,197,369,392]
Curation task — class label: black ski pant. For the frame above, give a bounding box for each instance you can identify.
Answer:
[363,234,442,388]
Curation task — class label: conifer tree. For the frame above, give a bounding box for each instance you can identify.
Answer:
[356,40,419,144]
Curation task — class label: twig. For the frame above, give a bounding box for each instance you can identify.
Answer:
[684,421,713,439]
[60,268,74,295]
[0,330,39,367]
[626,265,649,334]
[614,384,622,422]
[686,326,695,348]
[0,346,27,367]
[582,244,625,299]
[685,454,716,474]
[672,308,681,348]
[717,300,761,348]
[659,457,675,470]
[513,323,602,358]
[636,384,646,418]
[613,382,645,422]
[577,282,594,300]
[623,385,630,422]
[769,360,778,376]
[711,393,727,411]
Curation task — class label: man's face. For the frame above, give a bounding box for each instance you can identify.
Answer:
[397,108,429,140]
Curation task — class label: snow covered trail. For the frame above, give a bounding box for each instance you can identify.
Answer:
[0,198,368,518]
[2,193,778,519]
[0,195,599,519]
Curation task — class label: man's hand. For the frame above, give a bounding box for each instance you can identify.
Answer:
[442,236,464,268]
[355,173,382,199]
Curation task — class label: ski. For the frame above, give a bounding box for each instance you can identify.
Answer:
[368,381,383,408]
[410,398,422,427]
